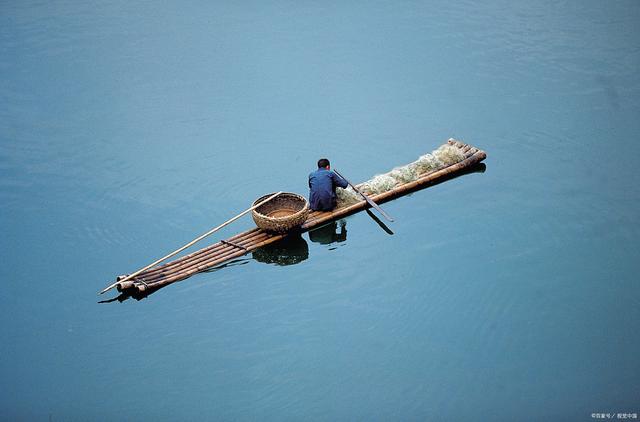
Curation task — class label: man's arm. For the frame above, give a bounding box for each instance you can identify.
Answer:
[332,172,348,189]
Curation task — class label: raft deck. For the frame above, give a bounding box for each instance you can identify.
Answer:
[107,139,486,295]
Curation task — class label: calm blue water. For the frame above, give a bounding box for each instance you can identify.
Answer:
[2,1,639,420]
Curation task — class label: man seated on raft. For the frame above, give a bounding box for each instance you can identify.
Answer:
[308,158,348,211]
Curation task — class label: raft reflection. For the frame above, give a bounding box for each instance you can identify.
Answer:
[251,220,349,266]
[252,233,309,266]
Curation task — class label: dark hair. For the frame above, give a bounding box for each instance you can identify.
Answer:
[317,158,330,168]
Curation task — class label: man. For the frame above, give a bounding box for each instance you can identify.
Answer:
[308,158,348,211]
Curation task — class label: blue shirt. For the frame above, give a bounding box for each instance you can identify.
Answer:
[308,168,348,211]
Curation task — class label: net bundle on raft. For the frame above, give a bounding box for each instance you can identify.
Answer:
[106,139,486,295]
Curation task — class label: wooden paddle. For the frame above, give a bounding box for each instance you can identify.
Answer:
[99,191,283,294]
[333,169,394,222]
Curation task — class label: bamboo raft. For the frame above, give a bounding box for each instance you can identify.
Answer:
[104,139,486,297]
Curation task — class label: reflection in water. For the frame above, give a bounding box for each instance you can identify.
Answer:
[473,162,487,174]
[98,285,158,303]
[365,209,394,235]
[309,221,347,245]
[252,233,309,266]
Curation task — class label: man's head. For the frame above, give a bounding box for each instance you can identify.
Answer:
[317,158,330,169]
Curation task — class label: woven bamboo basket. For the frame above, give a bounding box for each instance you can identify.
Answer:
[252,192,310,233]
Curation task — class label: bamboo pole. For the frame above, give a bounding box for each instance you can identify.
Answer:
[137,232,273,284]
[99,191,283,294]
[136,229,266,279]
[134,234,287,292]
[115,211,277,288]
[143,227,260,270]
[127,232,268,290]
[132,232,273,285]
[122,232,270,287]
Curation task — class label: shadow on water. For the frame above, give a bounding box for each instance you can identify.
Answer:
[99,162,486,303]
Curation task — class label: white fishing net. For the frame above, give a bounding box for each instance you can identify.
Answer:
[335,143,466,207]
